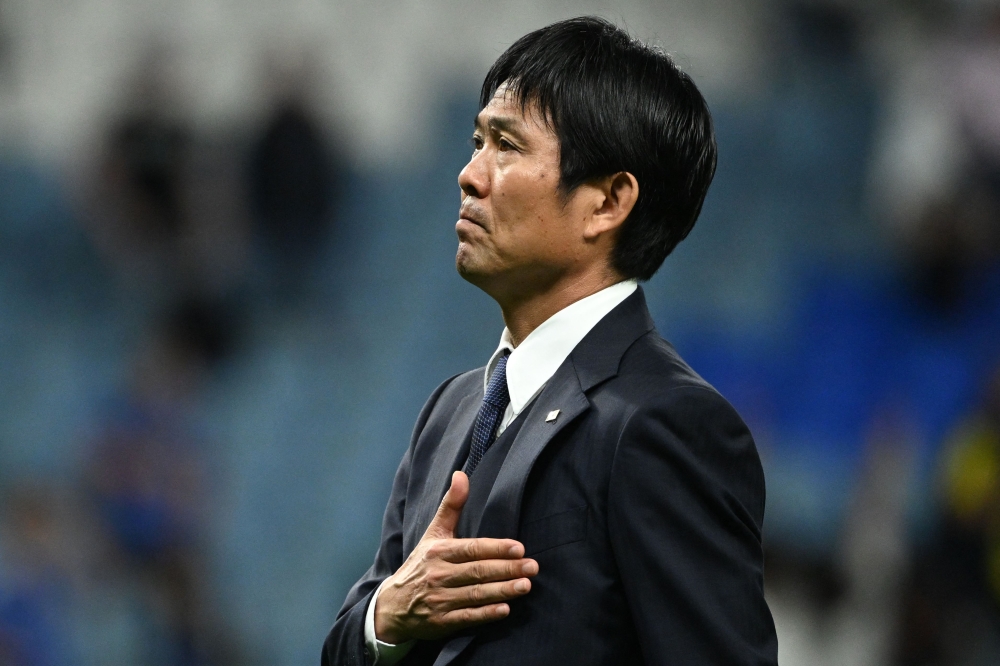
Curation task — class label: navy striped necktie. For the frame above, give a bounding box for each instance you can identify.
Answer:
[464,351,511,476]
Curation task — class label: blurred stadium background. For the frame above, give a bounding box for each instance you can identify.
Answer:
[0,0,998,664]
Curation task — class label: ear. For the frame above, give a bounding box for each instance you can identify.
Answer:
[583,172,639,241]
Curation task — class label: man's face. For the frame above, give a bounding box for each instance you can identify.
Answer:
[456,87,595,302]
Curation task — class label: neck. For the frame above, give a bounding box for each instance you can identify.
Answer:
[499,269,625,347]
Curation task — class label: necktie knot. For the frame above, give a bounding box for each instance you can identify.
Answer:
[482,352,510,408]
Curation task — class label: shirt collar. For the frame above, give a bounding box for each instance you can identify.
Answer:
[484,280,638,415]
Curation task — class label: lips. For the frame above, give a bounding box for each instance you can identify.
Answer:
[459,206,487,229]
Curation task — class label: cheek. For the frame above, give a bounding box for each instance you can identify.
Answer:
[494,175,558,234]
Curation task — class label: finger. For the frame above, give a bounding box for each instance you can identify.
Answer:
[438,578,532,611]
[437,603,510,631]
[441,558,539,587]
[424,471,469,539]
[439,537,525,563]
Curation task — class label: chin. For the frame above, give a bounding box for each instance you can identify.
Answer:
[455,243,478,273]
[455,249,494,287]
[455,256,483,282]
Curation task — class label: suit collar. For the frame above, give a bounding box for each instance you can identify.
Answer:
[570,285,656,391]
[485,280,638,415]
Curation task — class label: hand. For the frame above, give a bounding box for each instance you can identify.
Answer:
[374,471,539,644]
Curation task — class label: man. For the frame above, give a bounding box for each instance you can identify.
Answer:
[323,16,777,666]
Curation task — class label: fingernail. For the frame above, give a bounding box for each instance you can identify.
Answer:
[522,561,538,575]
[496,604,509,616]
[507,545,520,557]
[514,579,529,592]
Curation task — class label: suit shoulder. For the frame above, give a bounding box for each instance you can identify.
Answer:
[616,330,716,396]
[611,334,766,525]
[419,367,482,423]
[411,368,481,437]
[609,332,755,449]
[438,367,482,400]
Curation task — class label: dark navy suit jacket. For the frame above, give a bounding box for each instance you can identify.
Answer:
[322,288,778,665]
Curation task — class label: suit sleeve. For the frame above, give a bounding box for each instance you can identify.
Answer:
[321,376,458,666]
[607,385,778,666]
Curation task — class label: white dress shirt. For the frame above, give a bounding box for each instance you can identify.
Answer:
[364,279,638,665]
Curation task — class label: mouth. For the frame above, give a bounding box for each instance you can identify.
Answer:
[458,219,483,235]
[458,206,487,230]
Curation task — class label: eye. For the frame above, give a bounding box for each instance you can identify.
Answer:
[469,135,484,152]
[498,137,515,151]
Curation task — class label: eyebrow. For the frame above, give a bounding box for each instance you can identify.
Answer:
[474,115,527,141]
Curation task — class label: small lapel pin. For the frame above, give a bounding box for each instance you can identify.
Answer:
[545,409,560,423]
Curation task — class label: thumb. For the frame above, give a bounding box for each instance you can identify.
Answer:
[424,471,469,539]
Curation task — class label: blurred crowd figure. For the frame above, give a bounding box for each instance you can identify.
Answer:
[249,98,340,302]
[0,299,243,666]
[886,3,1000,317]
[893,10,1000,663]
[0,485,82,666]
[88,49,343,310]
[84,298,239,665]
[88,52,247,306]
[0,46,344,665]
[759,2,1000,665]
[899,367,1000,665]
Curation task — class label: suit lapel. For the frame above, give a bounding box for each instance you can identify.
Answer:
[476,286,655,542]
[404,390,480,555]
[476,362,589,540]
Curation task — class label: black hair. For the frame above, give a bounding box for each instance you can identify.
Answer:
[480,16,717,281]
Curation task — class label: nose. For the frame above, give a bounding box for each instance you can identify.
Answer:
[458,148,489,200]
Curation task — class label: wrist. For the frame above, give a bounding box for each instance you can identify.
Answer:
[373,582,406,645]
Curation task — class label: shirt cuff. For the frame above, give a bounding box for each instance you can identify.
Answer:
[364,579,416,665]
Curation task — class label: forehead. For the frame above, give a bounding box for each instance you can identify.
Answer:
[474,84,551,135]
